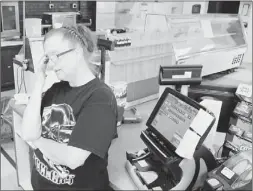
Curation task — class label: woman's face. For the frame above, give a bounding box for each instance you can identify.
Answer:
[44,35,80,81]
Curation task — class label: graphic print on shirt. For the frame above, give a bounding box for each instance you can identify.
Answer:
[34,103,76,185]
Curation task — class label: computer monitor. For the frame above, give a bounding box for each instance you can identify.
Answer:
[159,65,203,86]
[1,2,20,39]
[188,84,239,133]
[146,88,215,153]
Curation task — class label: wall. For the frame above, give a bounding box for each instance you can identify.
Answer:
[182,1,209,14]
[96,1,215,30]
[96,2,186,30]
[243,4,252,63]
[18,1,96,36]
[96,2,116,29]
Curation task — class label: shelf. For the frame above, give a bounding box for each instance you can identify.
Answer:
[228,132,252,143]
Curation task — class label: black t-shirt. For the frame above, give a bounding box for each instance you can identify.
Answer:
[31,78,118,190]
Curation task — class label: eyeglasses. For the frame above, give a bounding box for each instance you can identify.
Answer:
[47,48,75,63]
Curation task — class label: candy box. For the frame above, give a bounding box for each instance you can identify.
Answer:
[236,83,252,103]
[233,101,252,119]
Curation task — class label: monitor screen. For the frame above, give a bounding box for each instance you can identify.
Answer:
[151,93,199,148]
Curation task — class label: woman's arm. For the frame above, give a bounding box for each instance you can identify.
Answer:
[33,137,91,170]
[21,73,45,141]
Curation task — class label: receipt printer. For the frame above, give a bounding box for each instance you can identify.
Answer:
[126,87,218,190]
[204,150,252,190]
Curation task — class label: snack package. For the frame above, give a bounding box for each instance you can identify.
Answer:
[236,83,252,103]
[224,136,252,157]
[233,101,252,119]
[242,131,252,142]
[109,81,127,107]
[228,125,244,137]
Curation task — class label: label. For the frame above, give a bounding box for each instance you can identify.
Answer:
[139,171,158,185]
[171,133,182,147]
[153,186,162,190]
[236,83,252,98]
[207,178,220,187]
[221,167,235,180]
[184,71,192,78]
[138,160,149,168]
[172,71,192,79]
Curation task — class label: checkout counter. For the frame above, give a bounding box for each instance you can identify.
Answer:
[10,86,252,190]
[9,88,218,190]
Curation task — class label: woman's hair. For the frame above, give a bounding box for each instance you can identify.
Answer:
[44,25,100,76]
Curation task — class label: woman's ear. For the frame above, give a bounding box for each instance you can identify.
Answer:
[74,45,84,59]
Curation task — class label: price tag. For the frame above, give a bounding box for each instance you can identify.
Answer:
[221,167,235,180]
[236,84,252,98]
[172,71,192,79]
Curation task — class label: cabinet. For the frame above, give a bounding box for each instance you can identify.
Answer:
[1,45,22,91]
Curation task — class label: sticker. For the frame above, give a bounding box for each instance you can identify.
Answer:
[153,186,162,190]
[236,84,252,98]
[171,133,182,147]
[207,178,220,187]
[139,171,158,184]
[184,71,192,78]
[221,167,235,180]
[190,109,214,136]
[175,129,200,159]
[172,71,192,79]
[138,160,149,168]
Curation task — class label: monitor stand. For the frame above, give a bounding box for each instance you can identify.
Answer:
[175,85,189,97]
[97,38,142,126]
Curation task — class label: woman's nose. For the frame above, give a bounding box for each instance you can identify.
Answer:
[53,65,60,71]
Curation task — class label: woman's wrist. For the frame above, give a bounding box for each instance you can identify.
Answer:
[37,71,46,80]
[36,72,46,87]
[32,136,42,147]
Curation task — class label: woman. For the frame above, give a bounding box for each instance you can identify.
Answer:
[21,25,118,190]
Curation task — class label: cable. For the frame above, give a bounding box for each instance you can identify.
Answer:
[216,143,225,158]
[21,69,27,93]
[18,68,23,93]
[16,67,20,93]
[23,71,27,93]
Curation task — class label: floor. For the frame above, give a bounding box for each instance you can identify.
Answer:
[1,62,252,190]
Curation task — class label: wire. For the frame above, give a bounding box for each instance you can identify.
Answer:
[17,67,23,93]
[16,67,20,93]
[21,69,27,93]
[18,68,23,93]
[216,143,225,158]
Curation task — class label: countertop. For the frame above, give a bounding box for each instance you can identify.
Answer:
[1,39,23,47]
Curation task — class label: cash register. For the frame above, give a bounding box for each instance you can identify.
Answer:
[126,87,218,190]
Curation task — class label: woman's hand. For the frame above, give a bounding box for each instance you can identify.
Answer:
[36,55,50,85]
[37,55,49,78]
